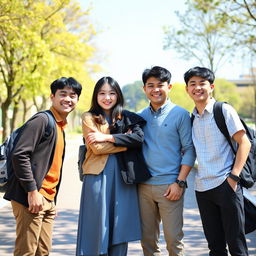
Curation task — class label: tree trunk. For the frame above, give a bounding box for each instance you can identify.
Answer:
[1,98,11,142]
[253,83,256,124]
[10,96,22,132]
[22,99,27,123]
[22,98,34,123]
[33,95,47,112]
[41,95,47,111]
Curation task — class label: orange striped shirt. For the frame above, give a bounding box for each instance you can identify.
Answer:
[39,107,67,201]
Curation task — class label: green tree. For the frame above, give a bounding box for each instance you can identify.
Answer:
[122,79,240,118]
[214,79,241,110]
[170,79,241,114]
[164,0,255,121]
[122,81,148,112]
[192,0,256,121]
[169,83,194,112]
[237,86,255,119]
[193,0,255,54]
[0,0,97,141]
[163,0,234,73]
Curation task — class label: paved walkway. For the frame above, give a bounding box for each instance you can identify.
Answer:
[1,136,256,255]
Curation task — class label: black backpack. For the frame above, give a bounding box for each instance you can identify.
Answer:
[191,101,256,189]
[0,110,55,192]
[78,137,86,182]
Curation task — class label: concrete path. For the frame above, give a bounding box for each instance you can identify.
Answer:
[1,136,256,255]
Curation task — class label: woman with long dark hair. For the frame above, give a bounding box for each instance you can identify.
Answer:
[76,77,150,256]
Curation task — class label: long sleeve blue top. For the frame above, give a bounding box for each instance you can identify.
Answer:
[138,100,196,185]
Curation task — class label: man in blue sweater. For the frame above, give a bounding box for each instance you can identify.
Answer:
[138,66,196,256]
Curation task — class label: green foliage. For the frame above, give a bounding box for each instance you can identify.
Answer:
[0,0,97,94]
[163,1,235,73]
[164,0,255,122]
[122,81,148,112]
[192,0,256,55]
[192,0,256,122]
[122,81,195,113]
[237,86,255,119]
[169,83,195,112]
[170,79,242,114]
[0,0,98,139]
[120,79,247,119]
[214,79,241,109]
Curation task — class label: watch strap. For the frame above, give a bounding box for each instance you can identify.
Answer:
[229,173,240,182]
[176,179,188,188]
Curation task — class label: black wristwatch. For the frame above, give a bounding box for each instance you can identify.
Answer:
[176,179,187,188]
[229,173,241,182]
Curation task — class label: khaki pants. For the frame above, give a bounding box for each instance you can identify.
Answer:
[11,198,56,256]
[138,184,184,256]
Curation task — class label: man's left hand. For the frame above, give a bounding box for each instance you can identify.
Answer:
[163,183,183,201]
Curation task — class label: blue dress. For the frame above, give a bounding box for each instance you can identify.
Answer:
[76,154,141,256]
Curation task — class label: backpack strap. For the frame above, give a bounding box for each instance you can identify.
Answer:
[191,113,195,125]
[43,110,55,137]
[33,110,56,139]
[213,101,236,154]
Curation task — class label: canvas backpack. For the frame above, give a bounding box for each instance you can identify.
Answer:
[0,110,55,192]
[191,101,256,189]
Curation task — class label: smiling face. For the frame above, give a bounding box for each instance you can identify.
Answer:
[186,76,214,104]
[50,86,79,119]
[97,83,117,115]
[143,76,172,111]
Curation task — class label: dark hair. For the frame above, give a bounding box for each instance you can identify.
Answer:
[50,77,82,97]
[142,66,172,84]
[184,66,215,85]
[89,76,124,124]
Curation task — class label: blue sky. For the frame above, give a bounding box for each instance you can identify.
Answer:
[80,0,248,86]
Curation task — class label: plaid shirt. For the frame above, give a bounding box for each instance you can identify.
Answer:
[192,98,244,192]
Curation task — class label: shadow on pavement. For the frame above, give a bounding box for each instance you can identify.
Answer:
[184,170,256,256]
[0,169,255,256]
[0,206,16,255]
[183,171,209,256]
[51,209,79,255]
[0,206,80,256]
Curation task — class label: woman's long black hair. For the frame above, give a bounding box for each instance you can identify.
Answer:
[89,76,124,125]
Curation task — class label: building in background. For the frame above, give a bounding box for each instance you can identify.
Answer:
[229,68,256,87]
